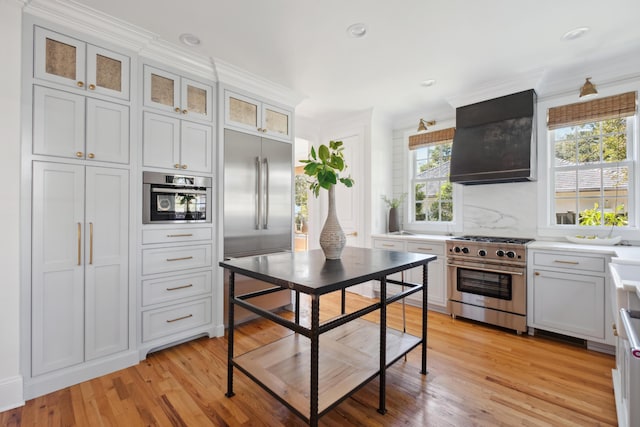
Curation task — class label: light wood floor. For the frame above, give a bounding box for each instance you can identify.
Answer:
[1,291,617,426]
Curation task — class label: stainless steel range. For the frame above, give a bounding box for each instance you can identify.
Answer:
[446,236,533,334]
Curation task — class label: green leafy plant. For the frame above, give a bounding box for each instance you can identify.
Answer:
[300,140,354,197]
[578,202,628,226]
[381,193,407,209]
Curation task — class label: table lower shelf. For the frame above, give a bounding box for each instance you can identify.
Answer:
[233,318,421,419]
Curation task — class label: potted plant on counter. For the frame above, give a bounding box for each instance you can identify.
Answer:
[382,193,406,233]
[300,140,354,259]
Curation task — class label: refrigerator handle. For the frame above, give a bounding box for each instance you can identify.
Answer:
[255,156,261,229]
[263,157,269,229]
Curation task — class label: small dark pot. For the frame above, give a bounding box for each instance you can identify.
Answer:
[388,207,399,233]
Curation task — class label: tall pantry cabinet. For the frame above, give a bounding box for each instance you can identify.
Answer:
[24,20,137,398]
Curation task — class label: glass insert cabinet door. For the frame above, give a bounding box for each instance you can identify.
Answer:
[144,65,213,122]
[225,90,291,140]
[34,26,130,100]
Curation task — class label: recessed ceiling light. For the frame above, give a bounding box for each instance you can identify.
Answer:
[562,27,590,41]
[179,33,201,46]
[421,79,436,87]
[346,23,367,38]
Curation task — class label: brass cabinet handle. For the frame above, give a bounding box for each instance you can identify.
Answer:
[166,314,193,323]
[76,151,84,158]
[182,109,188,114]
[167,233,194,238]
[88,84,96,90]
[181,164,188,169]
[174,107,181,113]
[612,323,618,336]
[417,247,433,251]
[174,164,181,169]
[89,222,93,265]
[534,271,540,276]
[87,153,95,159]
[166,256,193,262]
[166,284,193,291]
[346,231,358,237]
[553,260,580,265]
[77,81,84,88]
[382,244,395,248]
[77,222,82,265]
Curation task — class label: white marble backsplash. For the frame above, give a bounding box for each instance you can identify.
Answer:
[462,181,537,238]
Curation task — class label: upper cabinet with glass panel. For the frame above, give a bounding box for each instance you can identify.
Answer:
[143,65,213,122]
[224,90,292,141]
[34,26,130,101]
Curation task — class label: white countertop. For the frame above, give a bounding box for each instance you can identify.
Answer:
[371,233,452,242]
[528,240,640,259]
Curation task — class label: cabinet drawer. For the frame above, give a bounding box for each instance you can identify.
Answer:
[373,239,404,251]
[533,252,605,272]
[142,227,213,244]
[406,241,444,256]
[142,298,211,342]
[142,244,212,275]
[142,271,212,307]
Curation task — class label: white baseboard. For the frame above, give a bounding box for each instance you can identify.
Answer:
[0,375,24,412]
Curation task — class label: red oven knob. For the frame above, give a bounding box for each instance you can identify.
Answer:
[506,251,516,258]
[496,249,505,257]
[478,249,487,256]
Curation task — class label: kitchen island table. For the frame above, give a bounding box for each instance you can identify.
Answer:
[220,247,436,426]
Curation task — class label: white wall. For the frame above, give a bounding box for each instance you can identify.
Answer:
[0,0,25,411]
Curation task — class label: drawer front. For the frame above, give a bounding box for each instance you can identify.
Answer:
[406,241,444,256]
[142,227,212,245]
[533,252,605,272]
[373,239,404,251]
[142,244,212,275]
[142,298,211,342]
[142,271,212,307]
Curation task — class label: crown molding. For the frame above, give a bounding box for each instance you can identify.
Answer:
[5,0,28,8]
[214,57,305,107]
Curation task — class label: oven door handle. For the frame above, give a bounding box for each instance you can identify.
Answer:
[151,188,207,195]
[447,263,524,276]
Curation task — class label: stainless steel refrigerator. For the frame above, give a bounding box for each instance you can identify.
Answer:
[223,128,293,324]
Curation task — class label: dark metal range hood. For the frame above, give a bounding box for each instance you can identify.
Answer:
[450,89,537,185]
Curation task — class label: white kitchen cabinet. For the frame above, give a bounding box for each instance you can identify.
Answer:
[224,90,292,141]
[143,65,213,122]
[31,162,129,375]
[528,249,613,347]
[142,111,213,173]
[33,85,130,164]
[34,26,130,100]
[371,236,447,311]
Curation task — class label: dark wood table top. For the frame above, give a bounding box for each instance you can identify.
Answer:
[219,246,437,295]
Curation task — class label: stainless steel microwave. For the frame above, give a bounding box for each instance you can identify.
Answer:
[143,171,212,224]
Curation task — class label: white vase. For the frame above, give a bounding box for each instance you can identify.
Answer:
[319,185,346,259]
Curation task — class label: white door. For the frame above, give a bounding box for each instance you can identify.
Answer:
[180,120,213,173]
[33,85,85,159]
[334,134,364,247]
[86,98,129,164]
[32,162,85,375]
[84,167,129,360]
[143,111,180,170]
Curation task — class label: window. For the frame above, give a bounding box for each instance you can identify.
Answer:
[408,128,455,223]
[548,92,636,228]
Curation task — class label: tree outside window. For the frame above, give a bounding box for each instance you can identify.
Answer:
[412,142,453,222]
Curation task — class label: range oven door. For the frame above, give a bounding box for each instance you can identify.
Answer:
[448,260,526,316]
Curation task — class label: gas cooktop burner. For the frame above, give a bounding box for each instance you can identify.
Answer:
[451,235,534,245]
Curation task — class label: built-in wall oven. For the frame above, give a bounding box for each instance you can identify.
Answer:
[143,171,212,224]
[447,236,532,334]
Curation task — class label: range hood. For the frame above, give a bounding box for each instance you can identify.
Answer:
[450,89,537,185]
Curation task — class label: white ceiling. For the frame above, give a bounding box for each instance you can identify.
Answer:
[70,0,640,127]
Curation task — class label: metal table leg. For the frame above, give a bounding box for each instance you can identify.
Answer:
[226,271,235,397]
[378,276,387,415]
[309,294,320,426]
[421,264,428,375]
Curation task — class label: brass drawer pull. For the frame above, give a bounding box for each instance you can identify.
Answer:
[167,233,194,238]
[416,247,433,251]
[166,284,193,291]
[166,256,193,262]
[166,314,193,323]
[382,244,395,248]
[553,260,580,265]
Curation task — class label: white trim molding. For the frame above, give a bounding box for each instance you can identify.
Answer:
[0,375,24,412]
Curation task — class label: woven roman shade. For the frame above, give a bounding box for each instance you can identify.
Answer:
[408,127,456,150]
[547,91,637,130]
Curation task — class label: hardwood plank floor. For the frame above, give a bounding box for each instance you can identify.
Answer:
[1,291,617,426]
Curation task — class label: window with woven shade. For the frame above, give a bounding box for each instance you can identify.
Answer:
[409,128,456,223]
[548,92,637,228]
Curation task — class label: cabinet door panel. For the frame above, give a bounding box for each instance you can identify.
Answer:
[225,92,260,131]
[34,26,86,89]
[180,121,213,173]
[143,112,180,169]
[86,98,129,164]
[182,78,213,121]
[84,167,129,360]
[263,104,291,139]
[144,65,180,114]
[86,44,130,100]
[32,162,85,375]
[33,86,85,158]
